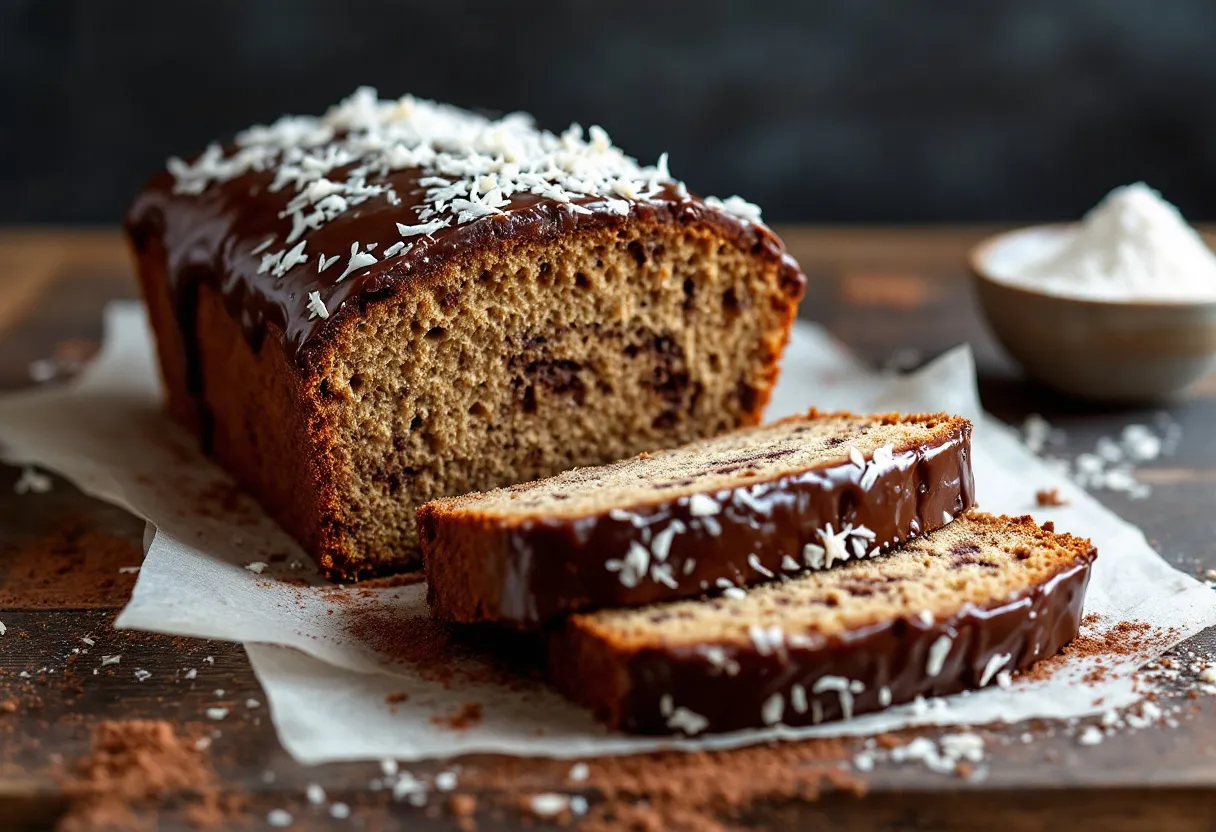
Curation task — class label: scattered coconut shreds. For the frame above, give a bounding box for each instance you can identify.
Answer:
[267,808,293,827]
[390,771,427,804]
[330,803,351,819]
[167,88,765,294]
[529,793,570,818]
[568,762,590,782]
[854,732,986,778]
[1078,725,1104,746]
[14,466,52,495]
[205,707,229,721]
[184,668,197,680]
[244,561,268,574]
[306,290,330,320]
[100,655,121,667]
[306,783,326,805]
[118,566,141,574]
[1020,412,1180,499]
[28,358,57,383]
[380,759,399,777]
[246,698,261,709]
[0,621,6,636]
[134,669,152,682]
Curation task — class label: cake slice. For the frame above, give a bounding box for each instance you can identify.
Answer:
[548,512,1095,735]
[421,410,974,627]
[126,88,805,580]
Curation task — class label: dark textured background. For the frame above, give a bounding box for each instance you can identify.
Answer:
[6,0,1216,223]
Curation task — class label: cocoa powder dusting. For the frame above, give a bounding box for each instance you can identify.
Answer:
[1020,620,1170,684]
[1035,488,1068,507]
[344,607,544,689]
[431,702,484,731]
[57,720,241,830]
[0,517,141,608]
[459,738,863,832]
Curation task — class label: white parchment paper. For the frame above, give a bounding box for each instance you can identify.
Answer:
[2,302,1213,764]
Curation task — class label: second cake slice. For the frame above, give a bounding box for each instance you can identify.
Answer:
[549,511,1096,734]
[421,410,974,627]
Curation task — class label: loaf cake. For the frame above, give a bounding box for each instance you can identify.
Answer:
[125,88,805,579]
[549,512,1095,735]
[422,410,974,627]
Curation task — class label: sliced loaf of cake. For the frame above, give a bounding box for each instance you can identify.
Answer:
[421,410,974,627]
[548,512,1095,735]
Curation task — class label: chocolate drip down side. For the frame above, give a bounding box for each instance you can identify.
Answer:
[557,551,1093,735]
[426,422,974,627]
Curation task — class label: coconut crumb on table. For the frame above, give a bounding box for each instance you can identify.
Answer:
[14,466,53,495]
[1019,412,1180,500]
[525,793,571,819]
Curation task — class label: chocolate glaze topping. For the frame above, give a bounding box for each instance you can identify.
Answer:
[616,555,1092,734]
[427,420,975,627]
[124,91,800,372]
[127,174,793,368]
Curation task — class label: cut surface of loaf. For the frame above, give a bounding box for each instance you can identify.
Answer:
[422,410,974,627]
[549,512,1096,735]
[125,89,805,580]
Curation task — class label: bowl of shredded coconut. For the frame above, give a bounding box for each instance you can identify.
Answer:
[970,182,1216,401]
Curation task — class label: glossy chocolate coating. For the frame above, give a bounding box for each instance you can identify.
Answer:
[434,420,974,627]
[604,550,1092,735]
[125,162,800,371]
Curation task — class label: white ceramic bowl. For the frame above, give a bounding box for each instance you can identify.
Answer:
[970,225,1216,402]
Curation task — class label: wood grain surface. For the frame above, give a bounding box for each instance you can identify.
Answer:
[2,228,1215,831]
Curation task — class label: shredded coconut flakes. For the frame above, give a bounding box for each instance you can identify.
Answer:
[926,635,953,677]
[14,467,52,495]
[165,88,765,301]
[306,291,329,320]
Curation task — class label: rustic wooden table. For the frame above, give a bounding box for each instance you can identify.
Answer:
[3,228,1216,830]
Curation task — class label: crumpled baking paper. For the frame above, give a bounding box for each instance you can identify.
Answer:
[2,301,1213,763]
